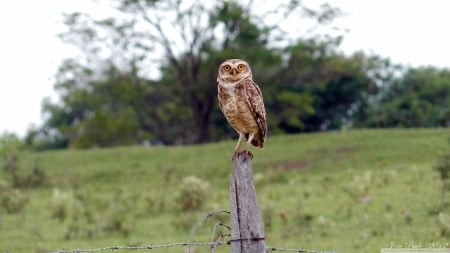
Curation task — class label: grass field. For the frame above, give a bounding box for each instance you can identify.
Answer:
[1,128,450,253]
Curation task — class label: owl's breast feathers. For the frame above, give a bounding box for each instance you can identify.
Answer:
[218,78,267,148]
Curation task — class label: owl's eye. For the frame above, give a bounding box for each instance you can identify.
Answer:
[237,64,245,71]
[223,65,231,71]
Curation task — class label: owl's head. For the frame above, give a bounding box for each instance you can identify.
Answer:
[218,59,252,82]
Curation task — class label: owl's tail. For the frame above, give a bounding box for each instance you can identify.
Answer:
[251,138,264,148]
[244,133,264,148]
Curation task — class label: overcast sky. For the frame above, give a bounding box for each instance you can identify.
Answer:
[1,0,449,137]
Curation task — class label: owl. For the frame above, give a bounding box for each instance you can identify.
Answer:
[217,59,267,158]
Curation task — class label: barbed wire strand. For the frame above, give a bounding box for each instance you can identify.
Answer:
[210,221,231,242]
[49,242,225,253]
[266,246,336,253]
[188,210,230,253]
[49,242,335,253]
[210,222,231,253]
[47,210,335,253]
[210,232,228,253]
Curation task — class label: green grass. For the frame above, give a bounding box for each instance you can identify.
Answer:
[1,128,450,253]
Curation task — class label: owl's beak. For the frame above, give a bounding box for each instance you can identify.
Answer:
[231,69,237,76]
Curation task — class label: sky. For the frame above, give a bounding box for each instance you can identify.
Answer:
[1,0,449,137]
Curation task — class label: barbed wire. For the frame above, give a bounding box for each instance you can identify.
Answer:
[266,247,335,253]
[49,242,335,253]
[187,210,231,253]
[47,210,335,253]
[49,242,224,253]
[189,210,231,244]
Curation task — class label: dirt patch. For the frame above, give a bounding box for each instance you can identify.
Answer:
[316,144,361,155]
[336,145,361,153]
[265,160,308,171]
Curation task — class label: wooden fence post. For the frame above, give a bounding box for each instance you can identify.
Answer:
[230,152,266,253]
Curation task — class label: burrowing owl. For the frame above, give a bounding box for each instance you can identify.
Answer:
[217,59,267,158]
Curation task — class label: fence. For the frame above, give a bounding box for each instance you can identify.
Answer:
[48,211,335,253]
[47,153,335,253]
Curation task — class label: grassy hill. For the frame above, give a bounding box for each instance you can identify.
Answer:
[1,129,450,253]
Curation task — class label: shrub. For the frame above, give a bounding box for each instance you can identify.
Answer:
[175,176,210,212]
[50,188,77,222]
[438,212,450,236]
[0,181,29,214]
[434,153,450,211]
[435,153,450,182]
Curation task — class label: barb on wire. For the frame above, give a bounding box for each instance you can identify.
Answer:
[210,221,231,253]
[210,221,231,242]
[189,210,231,241]
[210,232,229,253]
[187,210,230,253]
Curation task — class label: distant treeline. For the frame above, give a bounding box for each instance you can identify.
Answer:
[25,0,450,150]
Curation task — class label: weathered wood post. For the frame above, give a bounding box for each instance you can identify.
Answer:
[230,152,265,253]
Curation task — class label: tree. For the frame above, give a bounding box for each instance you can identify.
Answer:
[32,0,344,148]
[35,59,190,148]
[361,67,450,128]
[274,38,395,132]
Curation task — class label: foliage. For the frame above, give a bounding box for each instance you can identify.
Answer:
[0,132,23,154]
[0,132,45,215]
[28,0,363,149]
[51,188,78,222]
[1,132,47,188]
[0,132,24,182]
[30,62,151,149]
[433,151,450,211]
[51,188,133,239]
[0,181,29,214]
[359,67,450,128]
[435,153,450,182]
[174,175,210,212]
[438,212,450,236]
[274,41,394,131]
[21,0,450,150]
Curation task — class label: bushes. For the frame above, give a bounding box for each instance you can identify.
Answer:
[46,175,212,239]
[175,176,210,212]
[433,152,450,212]
[51,188,132,239]
[0,132,47,215]
[0,180,29,214]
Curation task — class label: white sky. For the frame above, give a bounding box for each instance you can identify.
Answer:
[1,0,449,137]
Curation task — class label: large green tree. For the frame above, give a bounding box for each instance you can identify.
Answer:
[360,67,450,128]
[32,0,345,148]
[273,38,397,132]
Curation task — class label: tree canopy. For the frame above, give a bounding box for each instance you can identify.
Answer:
[360,67,450,128]
[27,0,450,150]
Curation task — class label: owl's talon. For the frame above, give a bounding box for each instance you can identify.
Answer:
[244,150,253,159]
[232,150,253,161]
[232,151,239,161]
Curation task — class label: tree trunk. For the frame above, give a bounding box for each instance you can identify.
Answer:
[230,152,266,253]
[193,107,211,143]
[189,81,215,144]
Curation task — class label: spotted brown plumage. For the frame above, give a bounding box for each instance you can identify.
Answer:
[217,59,267,157]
